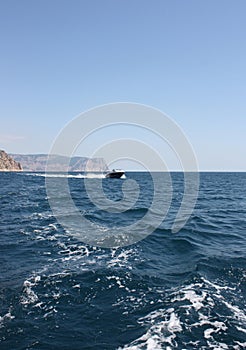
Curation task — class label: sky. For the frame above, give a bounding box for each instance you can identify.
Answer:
[0,0,245,171]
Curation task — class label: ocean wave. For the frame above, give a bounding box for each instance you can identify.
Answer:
[1,172,246,349]
[118,276,246,349]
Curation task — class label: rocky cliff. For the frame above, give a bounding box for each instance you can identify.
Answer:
[11,154,108,172]
[0,150,22,171]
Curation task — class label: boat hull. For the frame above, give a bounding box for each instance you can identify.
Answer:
[105,171,125,178]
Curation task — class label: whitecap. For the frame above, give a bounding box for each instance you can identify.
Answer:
[118,308,182,349]
[0,310,15,328]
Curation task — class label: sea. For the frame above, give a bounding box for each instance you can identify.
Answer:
[0,172,245,350]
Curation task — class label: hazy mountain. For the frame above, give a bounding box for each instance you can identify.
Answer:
[11,154,108,172]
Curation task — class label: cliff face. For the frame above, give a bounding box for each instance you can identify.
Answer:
[11,154,108,172]
[84,158,109,172]
[0,150,22,172]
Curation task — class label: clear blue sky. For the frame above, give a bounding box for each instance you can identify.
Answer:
[0,0,245,170]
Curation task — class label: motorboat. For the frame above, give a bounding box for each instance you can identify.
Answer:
[105,169,125,178]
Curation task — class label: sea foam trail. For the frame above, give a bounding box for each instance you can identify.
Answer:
[23,173,106,179]
[118,277,246,350]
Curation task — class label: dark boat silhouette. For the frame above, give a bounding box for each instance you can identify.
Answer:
[105,169,125,178]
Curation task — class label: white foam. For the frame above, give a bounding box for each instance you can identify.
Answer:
[26,173,105,179]
[58,244,90,263]
[43,307,57,319]
[202,277,236,291]
[119,276,246,350]
[207,340,229,349]
[48,223,58,231]
[0,311,15,328]
[107,248,137,269]
[167,312,182,333]
[234,341,246,348]
[171,289,207,311]
[118,309,182,349]
[222,300,246,324]
[235,326,246,333]
[204,321,227,339]
[20,277,40,306]
[107,276,128,290]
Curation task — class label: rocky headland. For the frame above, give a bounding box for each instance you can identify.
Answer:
[0,150,22,171]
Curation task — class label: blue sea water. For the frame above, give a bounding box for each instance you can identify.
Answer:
[0,172,246,349]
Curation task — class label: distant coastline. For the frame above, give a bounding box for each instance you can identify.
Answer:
[0,150,108,172]
[11,153,108,173]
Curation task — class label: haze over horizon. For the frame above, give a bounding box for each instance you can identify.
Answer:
[1,0,245,171]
